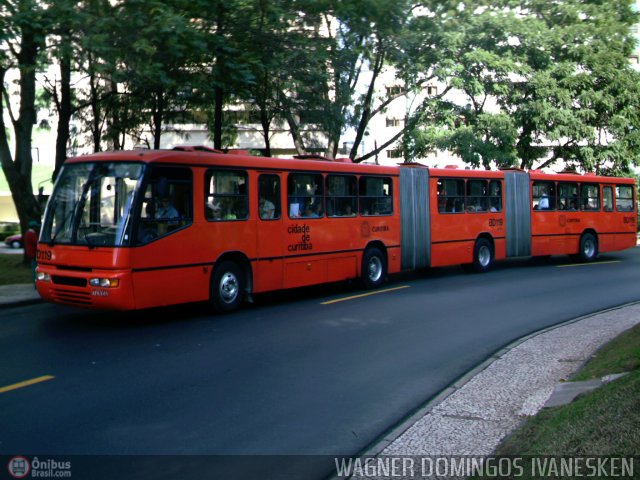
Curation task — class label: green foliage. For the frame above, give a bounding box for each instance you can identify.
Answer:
[2,0,640,174]
[404,0,640,172]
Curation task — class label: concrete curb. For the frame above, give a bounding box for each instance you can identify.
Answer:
[0,298,43,309]
[0,283,42,309]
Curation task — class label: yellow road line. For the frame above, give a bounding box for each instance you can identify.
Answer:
[0,375,55,394]
[557,260,621,268]
[322,285,410,305]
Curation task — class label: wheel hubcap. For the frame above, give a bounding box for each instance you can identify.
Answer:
[584,239,595,258]
[219,272,239,303]
[478,245,491,267]
[368,257,382,282]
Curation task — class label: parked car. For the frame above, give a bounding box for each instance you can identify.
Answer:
[4,233,23,249]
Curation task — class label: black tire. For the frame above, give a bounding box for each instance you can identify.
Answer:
[471,238,494,273]
[578,233,598,262]
[210,261,244,313]
[11,241,21,249]
[361,247,387,289]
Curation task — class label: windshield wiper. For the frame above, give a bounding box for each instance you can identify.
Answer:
[78,225,96,249]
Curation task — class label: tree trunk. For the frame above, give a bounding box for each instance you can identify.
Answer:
[53,51,72,181]
[281,106,306,155]
[0,38,43,264]
[213,85,223,150]
[152,89,164,150]
[109,80,122,150]
[350,44,385,160]
[89,62,102,152]
[260,110,272,157]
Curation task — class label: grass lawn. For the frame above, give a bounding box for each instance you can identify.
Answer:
[474,322,640,479]
[572,322,640,381]
[0,253,33,285]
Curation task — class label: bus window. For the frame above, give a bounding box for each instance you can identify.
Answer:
[437,179,464,213]
[532,181,556,210]
[580,184,600,211]
[205,170,248,221]
[288,173,323,218]
[327,175,357,217]
[489,180,502,212]
[558,182,578,211]
[42,162,145,247]
[258,174,281,220]
[137,166,192,244]
[466,180,488,213]
[616,185,634,211]
[359,176,392,216]
[603,186,614,212]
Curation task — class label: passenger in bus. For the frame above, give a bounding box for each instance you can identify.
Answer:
[445,198,456,213]
[303,203,320,218]
[260,197,276,219]
[222,199,237,220]
[207,197,223,220]
[235,199,248,219]
[604,198,613,212]
[156,196,179,219]
[538,195,549,210]
[381,197,392,214]
[343,203,356,216]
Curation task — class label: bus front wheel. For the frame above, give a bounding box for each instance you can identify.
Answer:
[578,233,598,262]
[362,247,387,289]
[211,261,244,313]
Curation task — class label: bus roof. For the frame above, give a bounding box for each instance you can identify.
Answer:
[528,169,635,184]
[64,149,399,175]
[64,149,635,184]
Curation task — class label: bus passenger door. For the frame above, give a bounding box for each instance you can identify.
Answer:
[254,174,284,292]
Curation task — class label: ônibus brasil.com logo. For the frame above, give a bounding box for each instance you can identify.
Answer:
[7,456,30,479]
[7,456,72,478]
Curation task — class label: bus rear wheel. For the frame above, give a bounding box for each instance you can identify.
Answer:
[471,238,494,273]
[362,247,386,289]
[211,261,244,313]
[578,233,598,262]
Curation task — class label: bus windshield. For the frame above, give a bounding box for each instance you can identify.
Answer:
[41,162,145,247]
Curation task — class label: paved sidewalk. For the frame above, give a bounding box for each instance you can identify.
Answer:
[0,283,41,307]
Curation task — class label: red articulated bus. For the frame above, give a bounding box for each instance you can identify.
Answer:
[35,147,637,311]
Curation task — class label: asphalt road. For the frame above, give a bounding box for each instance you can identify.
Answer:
[1,248,640,479]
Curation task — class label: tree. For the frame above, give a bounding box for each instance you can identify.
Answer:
[404,0,640,172]
[272,0,413,160]
[108,0,211,150]
[0,0,48,245]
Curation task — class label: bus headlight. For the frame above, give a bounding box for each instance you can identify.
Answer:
[89,278,120,288]
[36,272,50,282]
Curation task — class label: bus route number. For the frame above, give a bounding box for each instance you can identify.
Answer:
[489,218,503,227]
[36,249,52,261]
